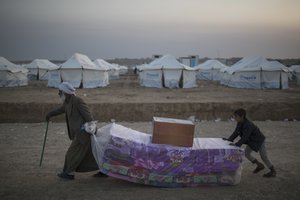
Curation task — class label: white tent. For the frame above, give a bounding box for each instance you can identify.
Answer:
[138,64,163,88]
[119,65,128,75]
[93,59,111,87]
[194,60,227,81]
[109,64,120,80]
[154,55,183,89]
[25,59,59,80]
[225,56,290,89]
[60,53,106,88]
[47,68,62,88]
[138,55,197,89]
[182,65,198,88]
[219,66,231,85]
[0,57,28,87]
[264,61,290,89]
[290,65,300,85]
[153,54,197,88]
[95,59,120,80]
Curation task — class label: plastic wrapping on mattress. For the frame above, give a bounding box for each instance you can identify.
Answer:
[91,123,244,187]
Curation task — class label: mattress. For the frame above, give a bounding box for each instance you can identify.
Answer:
[91,123,244,187]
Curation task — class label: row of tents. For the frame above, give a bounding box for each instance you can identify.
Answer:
[1,54,300,89]
[196,56,291,89]
[137,55,299,89]
[0,53,128,88]
[27,53,128,88]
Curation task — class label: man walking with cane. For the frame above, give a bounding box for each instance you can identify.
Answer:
[46,82,106,180]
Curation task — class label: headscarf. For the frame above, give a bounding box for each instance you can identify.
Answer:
[58,82,76,95]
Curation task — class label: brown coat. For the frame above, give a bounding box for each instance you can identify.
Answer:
[48,95,98,173]
[48,95,93,144]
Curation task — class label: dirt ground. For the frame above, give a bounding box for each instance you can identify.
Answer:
[0,121,299,200]
[0,73,300,122]
[1,74,300,104]
[0,72,300,199]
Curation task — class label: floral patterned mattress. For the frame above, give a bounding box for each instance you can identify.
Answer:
[91,123,244,187]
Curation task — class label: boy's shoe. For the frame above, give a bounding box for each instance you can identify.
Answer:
[253,163,265,173]
[263,167,276,178]
[252,159,265,173]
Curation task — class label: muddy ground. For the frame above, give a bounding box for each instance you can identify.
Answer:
[0,121,299,200]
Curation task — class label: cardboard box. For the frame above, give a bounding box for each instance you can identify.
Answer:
[152,117,195,147]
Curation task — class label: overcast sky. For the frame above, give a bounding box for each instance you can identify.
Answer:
[0,0,299,60]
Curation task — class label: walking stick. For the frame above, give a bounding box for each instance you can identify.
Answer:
[39,121,49,167]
